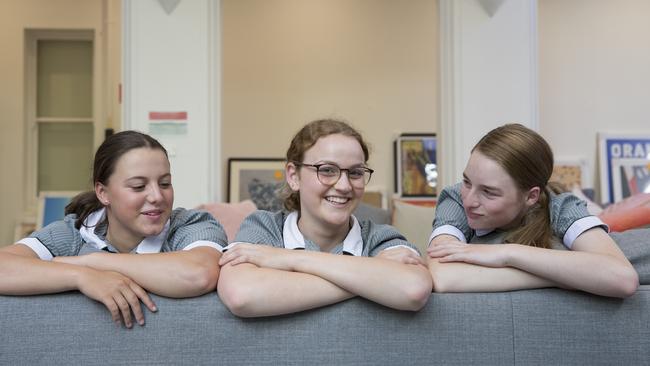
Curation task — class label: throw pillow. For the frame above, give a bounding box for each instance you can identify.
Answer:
[599,193,650,232]
[196,200,257,242]
[391,199,436,254]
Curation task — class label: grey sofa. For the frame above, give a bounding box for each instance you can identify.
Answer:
[2,229,649,366]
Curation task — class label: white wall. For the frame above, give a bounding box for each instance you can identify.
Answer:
[539,0,650,201]
[439,0,538,187]
[123,0,220,207]
[221,0,438,199]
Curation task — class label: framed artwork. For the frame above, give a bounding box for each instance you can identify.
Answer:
[227,158,286,210]
[394,134,437,197]
[551,157,591,189]
[36,191,79,229]
[598,133,650,204]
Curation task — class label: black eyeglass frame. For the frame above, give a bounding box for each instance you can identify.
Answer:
[291,161,374,186]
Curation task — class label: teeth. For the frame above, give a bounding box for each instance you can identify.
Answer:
[326,196,349,204]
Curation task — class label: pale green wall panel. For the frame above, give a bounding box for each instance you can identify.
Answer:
[37,40,92,118]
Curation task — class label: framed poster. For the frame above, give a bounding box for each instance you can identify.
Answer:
[227,158,285,210]
[394,134,437,197]
[598,133,650,204]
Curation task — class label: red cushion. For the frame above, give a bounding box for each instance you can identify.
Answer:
[599,193,650,232]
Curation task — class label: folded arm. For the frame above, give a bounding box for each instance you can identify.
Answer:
[427,235,555,292]
[0,244,156,328]
[504,228,638,297]
[217,262,355,317]
[428,229,639,298]
[219,244,431,316]
[54,246,221,298]
[0,244,88,295]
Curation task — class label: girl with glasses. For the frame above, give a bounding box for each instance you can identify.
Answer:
[0,131,227,328]
[218,119,432,317]
[427,123,638,297]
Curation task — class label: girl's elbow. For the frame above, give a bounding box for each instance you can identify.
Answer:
[217,275,257,317]
[616,268,639,298]
[402,272,433,310]
[185,264,220,296]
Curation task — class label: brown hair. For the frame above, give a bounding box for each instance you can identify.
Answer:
[281,119,369,212]
[66,130,168,229]
[472,123,565,248]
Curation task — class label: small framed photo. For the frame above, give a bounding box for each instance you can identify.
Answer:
[227,158,286,209]
[551,157,591,189]
[37,191,80,229]
[394,134,437,198]
[598,133,650,204]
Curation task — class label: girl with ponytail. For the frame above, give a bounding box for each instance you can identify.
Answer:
[1,131,227,327]
[427,123,638,298]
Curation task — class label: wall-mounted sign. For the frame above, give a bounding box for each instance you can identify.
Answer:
[148,111,188,135]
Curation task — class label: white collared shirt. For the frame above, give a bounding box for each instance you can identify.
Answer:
[226,211,418,256]
[19,208,225,260]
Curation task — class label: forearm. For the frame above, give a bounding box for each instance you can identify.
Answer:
[428,257,555,293]
[0,252,85,295]
[291,252,432,311]
[506,244,638,297]
[217,263,354,317]
[78,247,221,298]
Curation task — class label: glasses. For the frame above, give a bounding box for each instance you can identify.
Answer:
[292,161,374,187]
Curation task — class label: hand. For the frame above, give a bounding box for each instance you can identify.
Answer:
[219,244,295,271]
[76,268,157,328]
[377,247,424,266]
[427,242,511,268]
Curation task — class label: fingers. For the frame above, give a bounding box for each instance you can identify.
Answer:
[103,283,154,328]
[427,245,459,258]
[218,251,233,266]
[219,245,249,266]
[114,293,134,328]
[219,251,242,266]
[379,248,425,265]
[219,244,263,267]
[428,244,465,261]
[130,282,157,313]
[227,256,249,266]
[437,254,460,263]
[105,300,122,325]
[123,286,148,326]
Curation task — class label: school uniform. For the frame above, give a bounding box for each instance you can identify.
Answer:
[429,183,607,249]
[18,208,227,260]
[229,210,421,256]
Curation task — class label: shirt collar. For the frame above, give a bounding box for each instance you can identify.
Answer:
[79,208,170,254]
[475,228,494,237]
[282,211,364,256]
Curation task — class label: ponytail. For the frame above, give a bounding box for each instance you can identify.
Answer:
[65,191,103,230]
[504,182,568,248]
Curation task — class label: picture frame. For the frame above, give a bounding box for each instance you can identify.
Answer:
[598,133,650,204]
[551,157,591,189]
[394,133,437,198]
[227,158,286,209]
[36,191,80,229]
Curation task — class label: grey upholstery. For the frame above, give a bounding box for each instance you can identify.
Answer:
[353,202,391,225]
[1,288,648,365]
[1,229,649,365]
